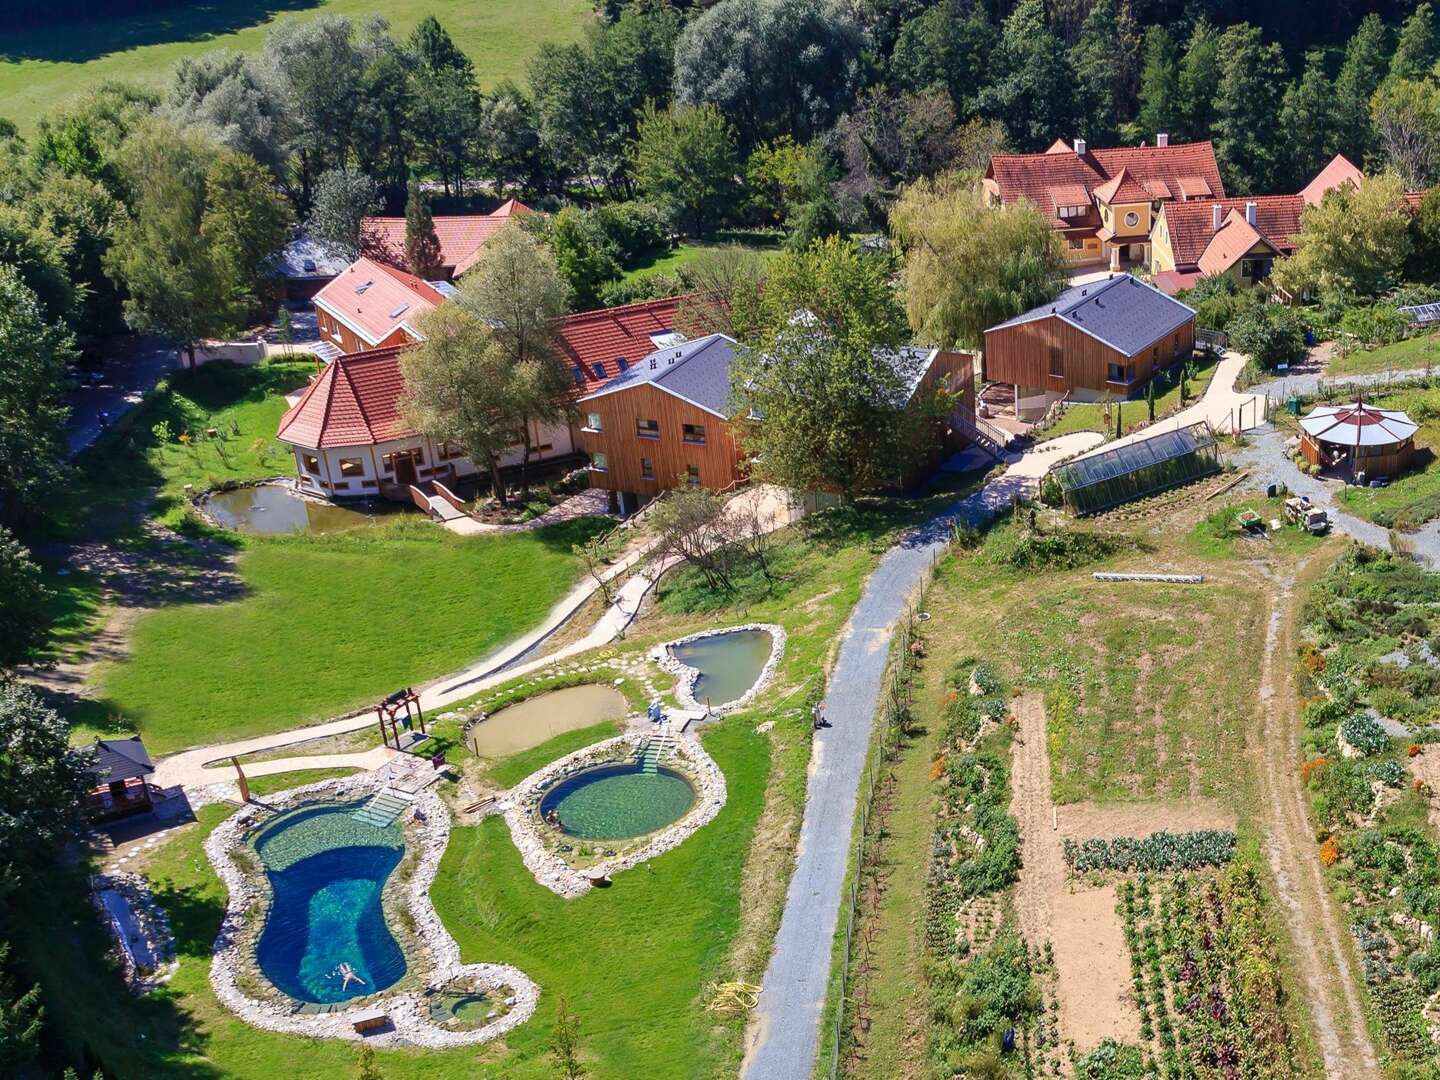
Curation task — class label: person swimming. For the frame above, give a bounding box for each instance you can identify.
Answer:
[335,962,366,991]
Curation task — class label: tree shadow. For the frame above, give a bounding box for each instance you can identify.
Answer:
[0,0,322,66]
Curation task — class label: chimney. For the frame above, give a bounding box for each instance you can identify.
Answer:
[1074,137,1087,156]
[1212,204,1223,231]
[1157,132,1169,148]
[1246,201,1257,226]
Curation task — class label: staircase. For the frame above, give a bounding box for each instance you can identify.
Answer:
[955,409,1018,458]
[638,729,676,774]
[352,787,414,827]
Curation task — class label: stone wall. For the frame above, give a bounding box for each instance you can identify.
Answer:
[203,772,539,1048]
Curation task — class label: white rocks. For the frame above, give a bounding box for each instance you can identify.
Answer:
[499,731,729,898]
[655,623,787,716]
[202,772,538,1047]
[90,871,179,992]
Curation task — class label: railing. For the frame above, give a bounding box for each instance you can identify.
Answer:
[432,478,467,513]
[954,409,1012,453]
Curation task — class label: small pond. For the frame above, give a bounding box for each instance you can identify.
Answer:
[669,629,774,708]
[205,483,406,536]
[253,802,407,1004]
[469,684,629,757]
[538,762,696,841]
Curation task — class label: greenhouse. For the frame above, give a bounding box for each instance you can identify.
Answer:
[1054,421,1220,515]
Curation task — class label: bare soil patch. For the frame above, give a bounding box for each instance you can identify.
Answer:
[1410,746,1440,830]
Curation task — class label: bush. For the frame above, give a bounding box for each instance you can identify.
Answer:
[1337,302,1411,349]
[984,527,1127,571]
[598,271,686,308]
[1228,304,1309,370]
[1074,1040,1148,1080]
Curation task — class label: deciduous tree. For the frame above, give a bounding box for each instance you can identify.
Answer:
[630,102,740,237]
[890,174,1066,350]
[0,528,53,672]
[731,237,937,497]
[0,267,73,528]
[1271,173,1412,301]
[1371,78,1440,189]
[308,167,382,260]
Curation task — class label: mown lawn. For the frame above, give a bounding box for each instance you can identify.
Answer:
[617,231,784,286]
[1039,350,1219,443]
[0,0,590,133]
[1324,332,1440,377]
[1331,385,1440,530]
[93,516,605,753]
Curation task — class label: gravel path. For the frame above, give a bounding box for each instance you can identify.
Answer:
[741,433,1100,1080]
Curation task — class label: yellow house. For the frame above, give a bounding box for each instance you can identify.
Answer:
[1149,197,1303,295]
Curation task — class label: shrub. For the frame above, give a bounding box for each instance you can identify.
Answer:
[985,527,1127,572]
[1228,304,1309,370]
[1061,830,1237,873]
[1337,302,1410,349]
[1074,1040,1147,1079]
[1320,835,1340,866]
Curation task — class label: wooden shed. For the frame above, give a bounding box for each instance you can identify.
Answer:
[1299,401,1418,483]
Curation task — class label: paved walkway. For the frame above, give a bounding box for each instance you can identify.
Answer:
[741,431,1100,1080]
[153,485,800,789]
[1252,363,1435,401]
[1072,350,1266,462]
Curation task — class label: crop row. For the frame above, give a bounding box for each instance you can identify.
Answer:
[1063,830,1237,874]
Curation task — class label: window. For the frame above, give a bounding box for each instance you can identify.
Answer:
[641,457,655,480]
[585,412,602,432]
[618,358,629,372]
[338,458,364,477]
[686,464,701,486]
[1124,210,1141,228]
[1241,258,1271,281]
[682,423,706,445]
[1107,362,1136,384]
[1057,204,1086,219]
[1049,347,1063,377]
[591,451,608,471]
[637,418,660,439]
[302,454,321,475]
[437,441,462,461]
[594,361,607,379]
[1068,237,1084,250]
[332,480,350,491]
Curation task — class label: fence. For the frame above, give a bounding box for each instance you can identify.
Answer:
[821,570,935,1079]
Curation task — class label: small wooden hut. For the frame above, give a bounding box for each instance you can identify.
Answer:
[1298,401,1418,482]
[85,737,156,820]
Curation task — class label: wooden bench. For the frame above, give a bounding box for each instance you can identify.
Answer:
[351,1008,389,1034]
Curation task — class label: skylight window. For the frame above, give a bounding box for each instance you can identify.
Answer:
[617,357,629,371]
[650,330,686,349]
[388,304,409,319]
[355,280,373,294]
[594,361,607,379]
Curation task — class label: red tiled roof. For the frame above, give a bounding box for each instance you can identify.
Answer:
[1300,154,1364,206]
[1405,190,1426,212]
[276,346,415,449]
[985,140,1225,229]
[360,201,534,277]
[312,257,445,348]
[1093,167,1151,205]
[1196,213,1279,277]
[556,296,687,395]
[1153,269,1203,295]
[1161,196,1305,268]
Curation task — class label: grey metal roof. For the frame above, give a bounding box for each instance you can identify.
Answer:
[579,333,739,417]
[275,234,351,281]
[88,737,155,785]
[986,274,1196,357]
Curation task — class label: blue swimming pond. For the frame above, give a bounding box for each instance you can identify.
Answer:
[252,803,408,1004]
[538,762,696,841]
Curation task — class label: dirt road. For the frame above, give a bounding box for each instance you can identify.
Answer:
[1253,559,1379,1078]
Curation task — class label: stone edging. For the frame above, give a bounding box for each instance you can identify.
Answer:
[203,772,539,1047]
[652,622,786,715]
[90,870,179,992]
[499,731,728,897]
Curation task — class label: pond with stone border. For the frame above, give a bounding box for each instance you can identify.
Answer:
[252,802,408,1004]
[537,761,696,841]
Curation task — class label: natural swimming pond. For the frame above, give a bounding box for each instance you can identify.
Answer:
[253,803,407,1004]
[469,684,629,757]
[538,762,696,840]
[669,629,775,707]
[205,483,406,536]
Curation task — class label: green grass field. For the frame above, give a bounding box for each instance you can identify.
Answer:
[0,0,591,133]
[1039,351,1219,443]
[1324,333,1440,377]
[617,232,784,286]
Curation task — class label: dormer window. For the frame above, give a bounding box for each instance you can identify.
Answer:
[1057,205,1086,219]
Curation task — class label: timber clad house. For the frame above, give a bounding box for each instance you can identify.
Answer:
[276,295,691,502]
[577,334,977,512]
[983,135,1226,268]
[983,274,1195,419]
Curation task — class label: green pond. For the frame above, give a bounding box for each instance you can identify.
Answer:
[669,629,774,707]
[538,763,696,840]
[205,484,408,535]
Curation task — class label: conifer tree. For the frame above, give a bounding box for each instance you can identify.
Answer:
[402,179,443,280]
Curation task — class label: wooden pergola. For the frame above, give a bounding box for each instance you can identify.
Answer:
[376,687,426,749]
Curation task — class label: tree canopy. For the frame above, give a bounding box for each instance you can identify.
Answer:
[1271,173,1413,302]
